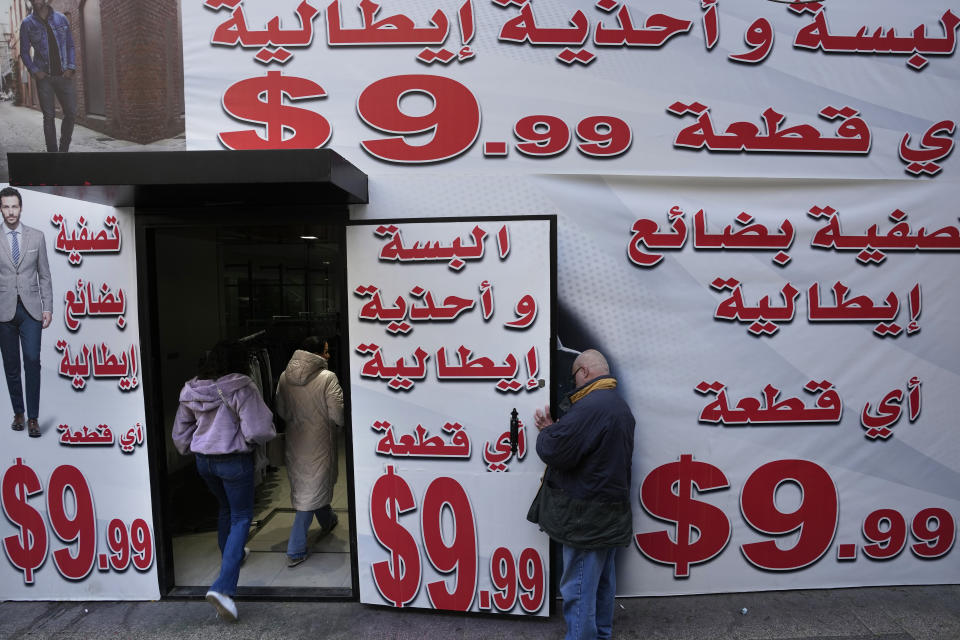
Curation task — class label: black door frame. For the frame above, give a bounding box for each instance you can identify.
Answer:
[135,206,361,600]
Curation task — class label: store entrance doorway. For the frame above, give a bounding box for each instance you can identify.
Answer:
[144,218,354,597]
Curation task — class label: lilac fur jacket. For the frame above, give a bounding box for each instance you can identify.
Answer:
[172,373,275,455]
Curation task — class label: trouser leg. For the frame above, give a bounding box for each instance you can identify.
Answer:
[595,548,617,640]
[17,304,41,420]
[287,510,314,559]
[560,545,605,640]
[51,75,77,152]
[315,504,335,530]
[35,77,58,152]
[209,454,254,596]
[196,455,230,553]
[0,316,24,415]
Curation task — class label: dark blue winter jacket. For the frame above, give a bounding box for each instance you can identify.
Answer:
[534,376,635,547]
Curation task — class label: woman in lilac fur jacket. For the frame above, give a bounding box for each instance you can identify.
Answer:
[172,340,275,622]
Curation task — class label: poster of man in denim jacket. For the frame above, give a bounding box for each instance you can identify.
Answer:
[18,0,77,153]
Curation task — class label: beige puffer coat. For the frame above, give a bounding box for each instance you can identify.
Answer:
[275,350,344,511]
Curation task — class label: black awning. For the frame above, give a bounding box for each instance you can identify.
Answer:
[7,150,368,208]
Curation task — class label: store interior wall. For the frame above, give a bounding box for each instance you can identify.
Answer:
[154,228,220,476]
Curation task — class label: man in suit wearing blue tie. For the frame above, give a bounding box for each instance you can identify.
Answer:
[0,188,53,438]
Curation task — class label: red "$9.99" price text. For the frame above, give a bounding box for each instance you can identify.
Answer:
[220,72,632,163]
[2,458,154,584]
[636,455,955,577]
[370,465,545,613]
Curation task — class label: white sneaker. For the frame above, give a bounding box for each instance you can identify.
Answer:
[205,590,238,622]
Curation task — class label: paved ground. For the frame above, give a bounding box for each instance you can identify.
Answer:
[0,99,185,181]
[0,585,957,639]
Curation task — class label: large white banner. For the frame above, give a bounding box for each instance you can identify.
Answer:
[352,174,960,595]
[347,219,553,613]
[182,0,960,180]
[181,0,960,597]
[574,177,960,595]
[0,187,158,600]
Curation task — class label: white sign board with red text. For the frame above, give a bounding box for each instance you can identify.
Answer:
[0,187,158,600]
[565,176,960,595]
[350,174,960,596]
[182,0,959,180]
[347,218,552,614]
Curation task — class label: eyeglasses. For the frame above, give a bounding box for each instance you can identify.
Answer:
[571,366,584,382]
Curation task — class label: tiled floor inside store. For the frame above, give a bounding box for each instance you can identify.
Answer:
[172,439,352,589]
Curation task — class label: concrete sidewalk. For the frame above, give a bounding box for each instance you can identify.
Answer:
[0,100,184,181]
[0,585,957,639]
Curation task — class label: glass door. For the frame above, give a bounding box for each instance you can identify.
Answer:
[150,221,354,596]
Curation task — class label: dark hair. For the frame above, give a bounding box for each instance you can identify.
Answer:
[325,336,339,367]
[0,187,22,207]
[301,335,327,356]
[197,339,248,380]
[302,335,337,368]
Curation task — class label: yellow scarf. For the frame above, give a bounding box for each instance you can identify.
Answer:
[570,377,617,404]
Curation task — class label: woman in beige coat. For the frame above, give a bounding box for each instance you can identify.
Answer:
[275,337,344,567]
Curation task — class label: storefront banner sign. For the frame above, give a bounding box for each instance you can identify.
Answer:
[354,174,960,595]
[182,0,960,180]
[347,219,553,614]
[178,0,960,599]
[0,186,158,600]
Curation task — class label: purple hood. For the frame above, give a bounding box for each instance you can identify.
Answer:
[172,373,275,455]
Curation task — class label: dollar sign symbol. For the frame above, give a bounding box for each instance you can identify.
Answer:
[2,458,48,584]
[369,465,421,607]
[219,71,332,150]
[635,454,730,577]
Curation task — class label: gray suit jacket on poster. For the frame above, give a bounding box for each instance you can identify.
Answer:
[0,224,53,323]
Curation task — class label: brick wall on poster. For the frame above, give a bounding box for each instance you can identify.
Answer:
[99,0,185,143]
[9,0,184,144]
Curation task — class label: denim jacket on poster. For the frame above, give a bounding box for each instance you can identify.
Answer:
[19,11,76,75]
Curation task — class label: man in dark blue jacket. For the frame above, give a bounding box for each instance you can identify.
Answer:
[19,0,77,152]
[534,349,635,640]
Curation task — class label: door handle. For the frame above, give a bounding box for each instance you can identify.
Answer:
[510,407,519,455]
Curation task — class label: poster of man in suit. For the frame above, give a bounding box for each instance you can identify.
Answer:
[0,186,52,437]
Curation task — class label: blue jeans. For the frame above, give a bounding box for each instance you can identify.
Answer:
[36,74,76,152]
[559,545,617,640]
[0,301,42,420]
[195,453,254,596]
[287,505,334,559]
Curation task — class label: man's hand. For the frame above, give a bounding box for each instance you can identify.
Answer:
[533,405,554,431]
[34,70,47,80]
[63,69,74,79]
[41,312,51,329]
